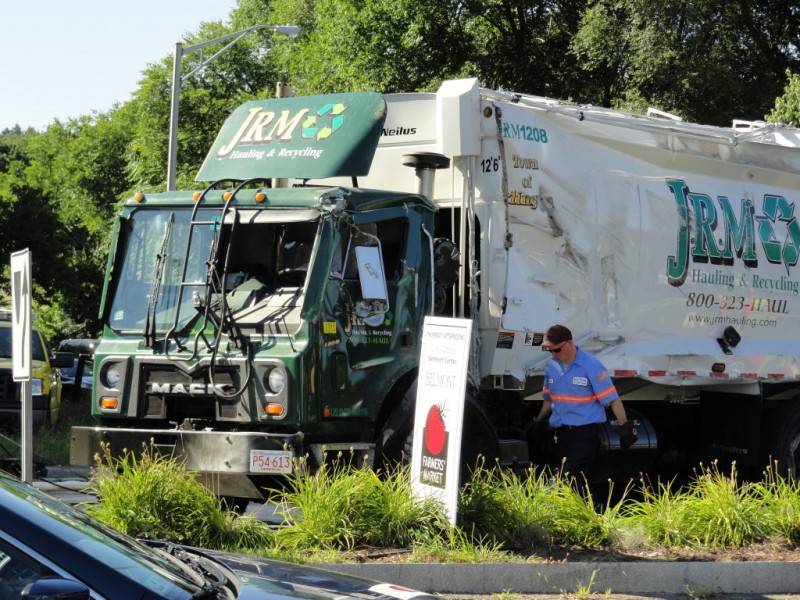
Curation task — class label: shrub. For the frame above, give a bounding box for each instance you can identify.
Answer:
[88,443,273,551]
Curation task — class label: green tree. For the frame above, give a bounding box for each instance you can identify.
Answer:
[571,0,800,124]
[768,71,800,125]
[267,0,474,95]
[459,0,586,97]
[0,112,133,338]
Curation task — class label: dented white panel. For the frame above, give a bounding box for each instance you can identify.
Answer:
[339,80,800,385]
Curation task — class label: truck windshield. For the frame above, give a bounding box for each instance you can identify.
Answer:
[108,208,217,333]
[107,207,320,335]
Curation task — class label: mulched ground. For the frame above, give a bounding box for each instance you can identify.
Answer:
[342,540,800,564]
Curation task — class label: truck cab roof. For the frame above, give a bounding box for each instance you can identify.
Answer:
[126,185,435,215]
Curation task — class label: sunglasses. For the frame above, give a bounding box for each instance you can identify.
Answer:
[544,342,568,354]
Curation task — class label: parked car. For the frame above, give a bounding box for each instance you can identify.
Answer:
[0,469,436,600]
[0,309,73,428]
[57,338,99,392]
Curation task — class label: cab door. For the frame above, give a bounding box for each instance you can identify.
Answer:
[321,213,415,420]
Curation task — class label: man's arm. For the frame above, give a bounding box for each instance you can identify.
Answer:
[534,398,552,423]
[607,397,628,425]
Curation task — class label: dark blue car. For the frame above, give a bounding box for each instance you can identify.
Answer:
[0,471,435,600]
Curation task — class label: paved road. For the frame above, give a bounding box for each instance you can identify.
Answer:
[438,596,800,600]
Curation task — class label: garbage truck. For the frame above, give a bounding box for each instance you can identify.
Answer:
[71,78,800,498]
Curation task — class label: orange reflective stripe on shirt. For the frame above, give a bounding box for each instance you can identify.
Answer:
[548,393,598,403]
[549,384,615,404]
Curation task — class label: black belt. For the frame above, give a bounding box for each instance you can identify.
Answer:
[553,423,597,432]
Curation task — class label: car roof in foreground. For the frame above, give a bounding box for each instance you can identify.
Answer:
[0,471,196,599]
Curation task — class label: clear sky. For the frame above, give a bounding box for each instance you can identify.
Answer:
[1,1,239,132]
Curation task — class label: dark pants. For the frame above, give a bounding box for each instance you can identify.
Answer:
[553,422,600,489]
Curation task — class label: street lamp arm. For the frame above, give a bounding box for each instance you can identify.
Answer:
[182,31,252,82]
[182,24,300,55]
[182,25,300,82]
[166,23,300,191]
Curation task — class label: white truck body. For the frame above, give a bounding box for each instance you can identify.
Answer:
[345,79,800,401]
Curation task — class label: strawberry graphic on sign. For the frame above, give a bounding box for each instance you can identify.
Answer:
[424,404,447,456]
[420,402,448,489]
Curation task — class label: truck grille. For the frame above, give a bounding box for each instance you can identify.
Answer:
[142,366,239,421]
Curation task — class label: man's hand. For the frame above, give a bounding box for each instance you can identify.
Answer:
[618,421,637,450]
[532,417,547,430]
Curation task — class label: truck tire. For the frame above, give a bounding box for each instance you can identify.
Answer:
[375,380,501,479]
[763,403,800,479]
[375,382,417,468]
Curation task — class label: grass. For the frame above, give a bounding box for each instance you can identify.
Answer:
[82,445,800,566]
[625,461,770,548]
[0,390,96,467]
[88,443,272,550]
[270,455,447,553]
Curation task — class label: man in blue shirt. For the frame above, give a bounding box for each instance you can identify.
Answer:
[533,324,636,489]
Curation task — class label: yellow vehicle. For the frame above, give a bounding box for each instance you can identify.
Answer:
[0,309,72,429]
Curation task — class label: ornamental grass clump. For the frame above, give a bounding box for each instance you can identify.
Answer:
[678,462,767,547]
[545,475,629,548]
[752,461,800,545]
[625,477,689,547]
[458,464,553,549]
[88,443,273,551]
[271,456,445,551]
[629,462,768,548]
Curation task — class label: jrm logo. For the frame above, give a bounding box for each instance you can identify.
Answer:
[217,103,349,157]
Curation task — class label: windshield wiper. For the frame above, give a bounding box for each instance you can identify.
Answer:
[189,581,229,599]
[148,542,232,599]
[144,213,174,347]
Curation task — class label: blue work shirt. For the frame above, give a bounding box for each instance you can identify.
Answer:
[543,347,618,427]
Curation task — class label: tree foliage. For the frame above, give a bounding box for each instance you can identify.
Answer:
[768,71,800,126]
[571,0,800,124]
[3,0,800,341]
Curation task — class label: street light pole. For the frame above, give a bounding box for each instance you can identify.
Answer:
[166,24,300,191]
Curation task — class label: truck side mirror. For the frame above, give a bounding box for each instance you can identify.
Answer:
[355,245,389,327]
[51,352,75,369]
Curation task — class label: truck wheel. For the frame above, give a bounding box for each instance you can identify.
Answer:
[375,383,417,468]
[763,404,800,479]
[375,381,501,478]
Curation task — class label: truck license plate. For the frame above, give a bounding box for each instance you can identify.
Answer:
[250,450,293,474]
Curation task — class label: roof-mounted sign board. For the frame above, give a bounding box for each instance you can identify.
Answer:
[196,92,386,182]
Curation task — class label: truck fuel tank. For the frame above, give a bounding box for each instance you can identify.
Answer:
[594,411,657,483]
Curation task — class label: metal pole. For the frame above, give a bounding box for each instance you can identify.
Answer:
[272,81,293,189]
[164,26,299,192]
[21,379,32,483]
[167,42,183,191]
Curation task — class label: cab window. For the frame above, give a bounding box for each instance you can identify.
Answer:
[338,218,407,281]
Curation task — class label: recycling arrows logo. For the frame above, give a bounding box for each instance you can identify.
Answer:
[302,103,347,141]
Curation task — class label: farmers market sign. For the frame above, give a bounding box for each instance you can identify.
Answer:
[410,316,472,525]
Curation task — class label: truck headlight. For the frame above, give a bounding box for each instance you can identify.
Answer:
[103,364,121,388]
[266,367,286,394]
[32,379,43,395]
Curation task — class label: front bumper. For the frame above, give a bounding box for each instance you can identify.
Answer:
[70,426,302,499]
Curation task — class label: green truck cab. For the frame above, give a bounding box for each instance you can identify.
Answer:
[69,92,460,499]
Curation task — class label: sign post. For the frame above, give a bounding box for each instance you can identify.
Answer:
[410,316,472,524]
[11,249,32,483]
